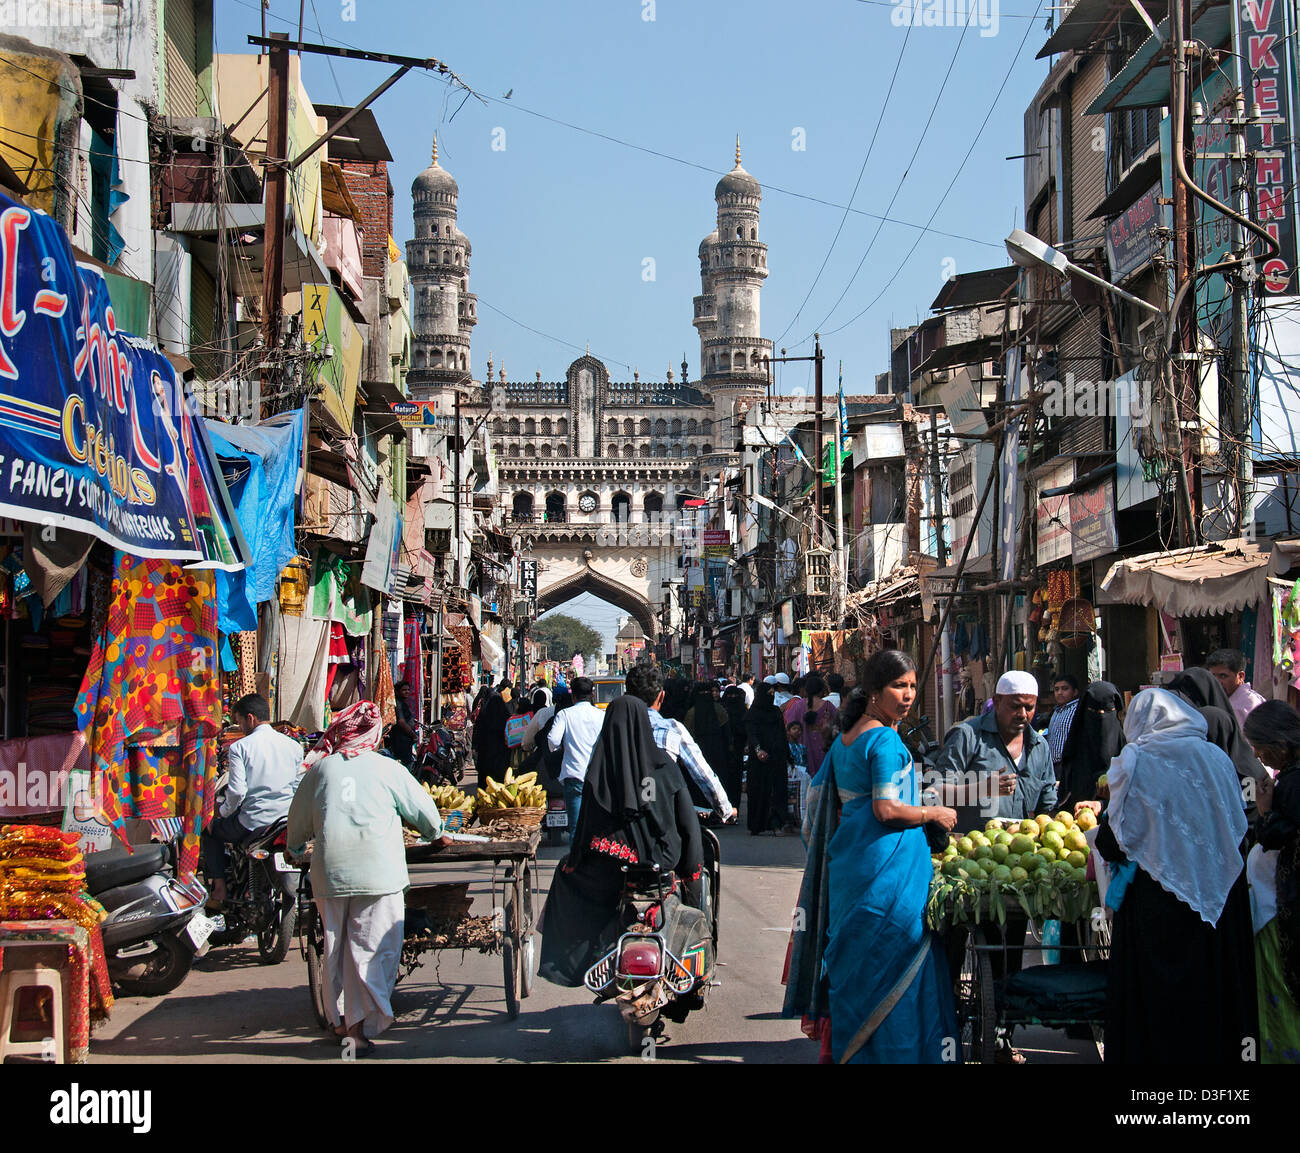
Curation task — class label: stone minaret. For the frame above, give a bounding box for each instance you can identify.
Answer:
[406,136,477,394]
[693,138,772,417]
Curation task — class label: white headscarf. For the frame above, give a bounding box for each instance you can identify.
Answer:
[1107,688,1246,925]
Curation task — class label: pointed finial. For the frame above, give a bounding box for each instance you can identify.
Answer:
[586,341,590,355]
[735,135,742,167]
[432,134,438,164]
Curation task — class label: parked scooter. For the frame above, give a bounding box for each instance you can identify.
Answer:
[85,841,214,997]
[412,722,464,788]
[203,816,300,963]
[582,809,722,1051]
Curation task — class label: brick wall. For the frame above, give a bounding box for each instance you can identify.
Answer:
[338,159,393,279]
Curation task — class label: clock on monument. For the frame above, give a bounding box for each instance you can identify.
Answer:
[578,494,597,513]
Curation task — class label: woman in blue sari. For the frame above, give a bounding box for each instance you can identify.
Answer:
[784,649,960,1063]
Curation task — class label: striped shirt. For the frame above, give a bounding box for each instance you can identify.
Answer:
[1046,698,1080,765]
[646,707,734,821]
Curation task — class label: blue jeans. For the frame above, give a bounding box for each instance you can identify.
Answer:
[563,778,584,841]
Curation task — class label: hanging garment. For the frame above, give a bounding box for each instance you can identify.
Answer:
[75,556,221,882]
[309,551,373,635]
[277,615,333,732]
[373,637,397,730]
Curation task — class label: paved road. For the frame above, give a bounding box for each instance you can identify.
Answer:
[88,823,1097,1064]
[89,825,819,1064]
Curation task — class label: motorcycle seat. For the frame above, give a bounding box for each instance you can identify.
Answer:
[244,818,289,851]
[84,842,169,894]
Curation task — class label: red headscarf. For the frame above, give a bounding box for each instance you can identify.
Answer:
[302,701,385,770]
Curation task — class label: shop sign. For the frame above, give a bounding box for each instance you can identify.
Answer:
[392,400,438,426]
[780,599,794,636]
[301,282,363,435]
[519,558,537,598]
[1069,480,1119,562]
[1035,462,1075,566]
[702,528,732,557]
[1106,185,1165,283]
[0,192,245,566]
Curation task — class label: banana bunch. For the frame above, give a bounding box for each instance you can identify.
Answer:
[478,767,546,810]
[423,782,476,814]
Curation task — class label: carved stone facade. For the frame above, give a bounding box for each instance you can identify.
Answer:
[408,145,775,630]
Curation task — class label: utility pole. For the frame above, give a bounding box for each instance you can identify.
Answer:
[1170,0,1200,547]
[929,407,948,565]
[813,334,825,547]
[261,33,290,385]
[1230,80,1253,535]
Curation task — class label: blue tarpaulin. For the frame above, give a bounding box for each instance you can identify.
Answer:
[205,409,304,633]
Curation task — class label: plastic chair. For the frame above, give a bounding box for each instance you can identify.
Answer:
[0,966,65,1063]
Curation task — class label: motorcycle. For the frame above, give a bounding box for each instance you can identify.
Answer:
[582,809,722,1051]
[204,816,301,964]
[85,840,214,997]
[409,722,464,788]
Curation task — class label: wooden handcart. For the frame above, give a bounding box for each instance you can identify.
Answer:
[297,828,542,1024]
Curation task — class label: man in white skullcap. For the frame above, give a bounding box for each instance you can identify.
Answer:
[932,669,1057,827]
[772,671,793,709]
[933,669,1058,1064]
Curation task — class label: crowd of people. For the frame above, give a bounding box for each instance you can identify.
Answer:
[200,644,1298,1066]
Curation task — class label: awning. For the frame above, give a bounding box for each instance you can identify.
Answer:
[1085,1,1230,113]
[1038,0,1136,58]
[929,266,1018,311]
[1089,153,1162,220]
[927,553,993,580]
[1268,538,1300,577]
[1098,538,1269,616]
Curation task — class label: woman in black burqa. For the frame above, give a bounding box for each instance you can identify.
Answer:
[470,689,511,786]
[538,693,704,987]
[746,682,792,835]
[721,685,749,817]
[686,682,731,804]
[1168,666,1269,827]
[1057,680,1125,809]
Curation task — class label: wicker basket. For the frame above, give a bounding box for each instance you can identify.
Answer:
[438,808,472,832]
[475,806,545,836]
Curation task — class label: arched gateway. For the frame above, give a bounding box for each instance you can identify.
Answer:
[536,558,658,639]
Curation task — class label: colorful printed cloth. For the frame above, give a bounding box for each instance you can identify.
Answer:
[74,555,221,881]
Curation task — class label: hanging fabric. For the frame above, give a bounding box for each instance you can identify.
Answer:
[75,555,221,882]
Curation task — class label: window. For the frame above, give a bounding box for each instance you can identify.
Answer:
[508,418,519,435]
[643,492,664,520]
[545,491,566,521]
[607,419,618,436]
[540,418,551,435]
[623,418,634,436]
[670,419,682,436]
[654,443,667,458]
[639,444,651,458]
[687,419,698,435]
[612,492,632,522]
[524,418,536,435]
[540,443,552,458]
[492,418,504,434]
[623,443,635,458]
[654,419,667,436]
[512,492,533,518]
[556,418,569,436]
[750,227,757,240]
[639,418,651,436]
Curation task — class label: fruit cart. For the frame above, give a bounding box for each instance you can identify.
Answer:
[297,827,542,1026]
[928,815,1110,1064]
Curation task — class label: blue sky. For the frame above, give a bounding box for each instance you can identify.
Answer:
[215,0,1056,642]
[216,0,1055,397]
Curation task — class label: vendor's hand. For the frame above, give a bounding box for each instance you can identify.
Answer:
[1074,800,1103,817]
[931,806,959,831]
[757,749,769,761]
[1257,773,1274,815]
[998,772,1017,797]
[437,833,455,847]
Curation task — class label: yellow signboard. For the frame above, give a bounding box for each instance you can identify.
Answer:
[302,284,362,435]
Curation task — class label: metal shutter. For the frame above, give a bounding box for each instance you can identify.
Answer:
[164,0,199,117]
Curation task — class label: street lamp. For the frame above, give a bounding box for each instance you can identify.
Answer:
[1004,228,1163,318]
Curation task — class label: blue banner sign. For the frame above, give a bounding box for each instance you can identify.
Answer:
[0,191,244,566]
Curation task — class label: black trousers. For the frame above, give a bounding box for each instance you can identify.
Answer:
[202,813,251,883]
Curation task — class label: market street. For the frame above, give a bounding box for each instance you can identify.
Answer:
[85,825,1095,1064]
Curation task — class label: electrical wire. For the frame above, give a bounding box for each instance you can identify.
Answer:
[808,0,1047,344]
[809,12,974,337]
[772,22,914,345]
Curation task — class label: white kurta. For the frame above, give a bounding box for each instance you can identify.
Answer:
[318,893,405,1036]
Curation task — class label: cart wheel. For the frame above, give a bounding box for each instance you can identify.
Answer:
[957,927,997,1064]
[305,905,329,1030]
[520,932,537,999]
[502,873,521,1019]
